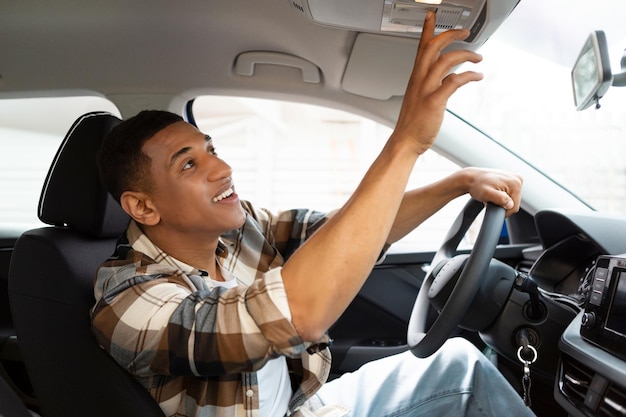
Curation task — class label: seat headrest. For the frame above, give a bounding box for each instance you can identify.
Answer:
[38,111,129,238]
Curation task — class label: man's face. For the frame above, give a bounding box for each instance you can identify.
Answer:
[141,121,246,238]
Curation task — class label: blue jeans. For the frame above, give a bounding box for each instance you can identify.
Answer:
[306,337,536,417]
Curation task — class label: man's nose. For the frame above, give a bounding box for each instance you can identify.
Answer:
[206,155,233,181]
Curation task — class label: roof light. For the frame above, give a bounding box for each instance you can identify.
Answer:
[287,0,499,42]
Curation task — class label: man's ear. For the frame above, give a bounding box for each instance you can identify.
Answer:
[120,191,160,226]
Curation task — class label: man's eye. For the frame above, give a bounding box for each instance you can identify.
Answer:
[183,160,194,170]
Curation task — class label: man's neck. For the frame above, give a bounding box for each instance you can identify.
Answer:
[143,226,222,277]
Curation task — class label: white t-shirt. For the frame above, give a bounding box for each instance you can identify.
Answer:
[212,269,293,417]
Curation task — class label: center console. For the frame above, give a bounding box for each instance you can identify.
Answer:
[555,255,626,417]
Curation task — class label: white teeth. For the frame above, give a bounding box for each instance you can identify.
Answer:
[212,187,234,203]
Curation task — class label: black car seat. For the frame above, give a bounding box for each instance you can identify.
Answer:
[0,374,34,417]
[8,112,165,417]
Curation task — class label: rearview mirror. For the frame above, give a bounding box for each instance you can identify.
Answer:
[571,30,612,110]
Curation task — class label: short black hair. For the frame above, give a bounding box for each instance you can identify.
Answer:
[97,110,184,203]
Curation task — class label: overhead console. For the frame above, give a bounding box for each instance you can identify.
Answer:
[286,0,521,46]
[287,0,522,100]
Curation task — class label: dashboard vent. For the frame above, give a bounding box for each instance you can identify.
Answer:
[599,384,626,417]
[560,357,593,405]
[559,355,626,416]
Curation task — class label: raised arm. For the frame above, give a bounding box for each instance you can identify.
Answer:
[281,11,484,341]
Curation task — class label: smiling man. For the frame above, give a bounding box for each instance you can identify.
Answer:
[91,12,534,417]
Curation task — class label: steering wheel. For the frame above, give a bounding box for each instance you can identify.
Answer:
[408,199,505,358]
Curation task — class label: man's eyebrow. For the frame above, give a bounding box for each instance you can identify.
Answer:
[169,135,213,168]
[169,146,192,168]
[204,134,216,151]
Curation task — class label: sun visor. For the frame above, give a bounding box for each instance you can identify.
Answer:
[341,34,418,100]
[330,0,521,99]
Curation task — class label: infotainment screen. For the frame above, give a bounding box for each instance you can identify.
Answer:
[581,255,626,360]
[605,270,626,335]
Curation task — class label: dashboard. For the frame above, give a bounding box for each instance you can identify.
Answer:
[529,210,626,416]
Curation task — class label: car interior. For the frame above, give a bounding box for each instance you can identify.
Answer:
[1,1,626,416]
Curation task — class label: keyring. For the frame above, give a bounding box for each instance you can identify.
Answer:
[517,345,537,364]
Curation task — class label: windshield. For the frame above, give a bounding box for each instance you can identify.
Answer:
[448,0,626,214]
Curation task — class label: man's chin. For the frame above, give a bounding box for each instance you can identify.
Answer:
[227,208,247,229]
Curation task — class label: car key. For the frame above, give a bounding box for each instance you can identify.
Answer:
[517,344,537,407]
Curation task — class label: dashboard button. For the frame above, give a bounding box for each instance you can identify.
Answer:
[590,291,603,306]
[592,278,606,292]
[595,267,608,279]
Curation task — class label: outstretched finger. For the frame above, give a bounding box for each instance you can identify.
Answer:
[416,10,437,62]
[429,70,484,105]
[416,28,472,71]
[412,27,472,90]
[421,49,483,91]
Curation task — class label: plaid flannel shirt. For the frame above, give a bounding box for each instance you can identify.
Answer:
[91,201,336,417]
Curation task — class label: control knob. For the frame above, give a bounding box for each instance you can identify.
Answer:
[581,312,596,328]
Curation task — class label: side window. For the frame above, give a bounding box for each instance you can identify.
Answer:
[192,96,470,253]
[0,97,120,231]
